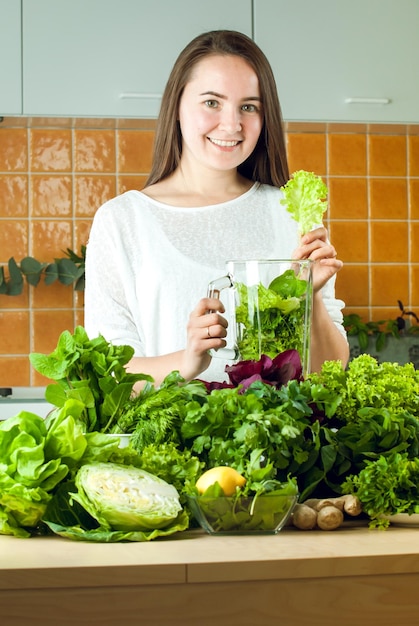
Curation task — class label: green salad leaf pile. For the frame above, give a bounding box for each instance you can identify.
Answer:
[309,355,419,422]
[0,412,71,538]
[235,269,311,361]
[118,353,419,516]
[9,325,419,537]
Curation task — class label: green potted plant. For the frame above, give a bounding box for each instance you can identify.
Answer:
[344,301,419,368]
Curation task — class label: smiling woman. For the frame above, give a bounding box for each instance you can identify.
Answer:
[84,29,348,388]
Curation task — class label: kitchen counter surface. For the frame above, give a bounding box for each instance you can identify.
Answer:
[1,523,419,625]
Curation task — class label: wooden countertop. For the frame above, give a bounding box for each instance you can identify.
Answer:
[1,523,419,625]
[2,523,419,588]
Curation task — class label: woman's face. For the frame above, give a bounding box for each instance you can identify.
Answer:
[178,54,263,174]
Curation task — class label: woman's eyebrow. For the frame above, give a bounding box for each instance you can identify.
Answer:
[199,91,226,98]
[199,90,262,101]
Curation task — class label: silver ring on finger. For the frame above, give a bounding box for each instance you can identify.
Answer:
[207,326,212,338]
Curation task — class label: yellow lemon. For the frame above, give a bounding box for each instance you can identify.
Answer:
[196,466,246,496]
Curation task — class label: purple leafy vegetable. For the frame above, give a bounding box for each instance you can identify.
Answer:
[203,350,302,392]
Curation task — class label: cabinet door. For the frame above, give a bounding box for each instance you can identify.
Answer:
[0,0,22,115]
[254,0,418,123]
[22,0,252,117]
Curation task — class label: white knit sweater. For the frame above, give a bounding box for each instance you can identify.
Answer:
[84,182,345,382]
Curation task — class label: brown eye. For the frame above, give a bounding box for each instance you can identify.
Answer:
[242,103,259,113]
[205,100,219,109]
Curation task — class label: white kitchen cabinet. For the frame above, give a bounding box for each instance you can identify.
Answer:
[0,0,22,115]
[254,0,419,123]
[22,0,252,117]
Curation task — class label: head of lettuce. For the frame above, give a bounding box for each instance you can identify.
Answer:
[44,462,189,542]
[75,462,182,530]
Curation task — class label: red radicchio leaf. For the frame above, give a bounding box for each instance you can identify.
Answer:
[198,379,235,392]
[197,350,303,392]
[271,349,303,384]
[225,349,303,391]
[225,356,265,386]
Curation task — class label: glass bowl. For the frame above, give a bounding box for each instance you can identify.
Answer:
[104,433,132,448]
[187,493,298,535]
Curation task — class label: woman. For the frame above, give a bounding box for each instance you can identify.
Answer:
[84,30,349,385]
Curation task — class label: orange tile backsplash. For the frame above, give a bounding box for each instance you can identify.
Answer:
[328,133,367,176]
[74,129,116,172]
[368,134,407,177]
[410,179,419,219]
[30,129,72,172]
[369,178,407,219]
[1,117,419,386]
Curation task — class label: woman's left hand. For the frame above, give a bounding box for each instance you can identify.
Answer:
[292,226,343,292]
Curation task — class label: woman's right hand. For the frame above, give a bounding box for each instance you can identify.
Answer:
[181,297,228,380]
[127,298,228,388]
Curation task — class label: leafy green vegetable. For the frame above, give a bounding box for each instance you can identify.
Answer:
[42,478,189,542]
[0,412,79,537]
[343,453,419,528]
[43,463,189,541]
[138,442,204,506]
[280,169,328,235]
[29,326,153,432]
[235,268,312,361]
[73,462,183,530]
[308,354,419,423]
[181,385,314,478]
[113,371,207,440]
[0,405,157,539]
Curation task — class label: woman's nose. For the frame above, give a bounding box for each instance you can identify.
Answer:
[218,108,242,133]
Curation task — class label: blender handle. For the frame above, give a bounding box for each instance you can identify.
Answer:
[206,273,238,360]
[207,274,234,300]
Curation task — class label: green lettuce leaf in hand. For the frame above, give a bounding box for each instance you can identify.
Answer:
[280,170,328,234]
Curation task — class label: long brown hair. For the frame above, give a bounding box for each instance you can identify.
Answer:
[145,30,289,188]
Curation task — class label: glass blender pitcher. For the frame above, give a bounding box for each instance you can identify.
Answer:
[208,259,313,376]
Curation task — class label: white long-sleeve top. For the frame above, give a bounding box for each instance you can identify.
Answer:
[84,182,346,382]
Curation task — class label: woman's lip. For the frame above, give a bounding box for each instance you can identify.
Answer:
[208,137,241,147]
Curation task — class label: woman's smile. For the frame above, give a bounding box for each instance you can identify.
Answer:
[207,137,242,148]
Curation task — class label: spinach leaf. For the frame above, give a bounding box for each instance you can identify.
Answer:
[30,326,153,432]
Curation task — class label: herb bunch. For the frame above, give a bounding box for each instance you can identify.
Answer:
[29,326,153,433]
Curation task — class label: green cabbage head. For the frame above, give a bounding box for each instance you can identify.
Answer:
[72,462,182,531]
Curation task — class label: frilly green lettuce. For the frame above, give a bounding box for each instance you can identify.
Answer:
[280,170,328,235]
[0,413,69,537]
